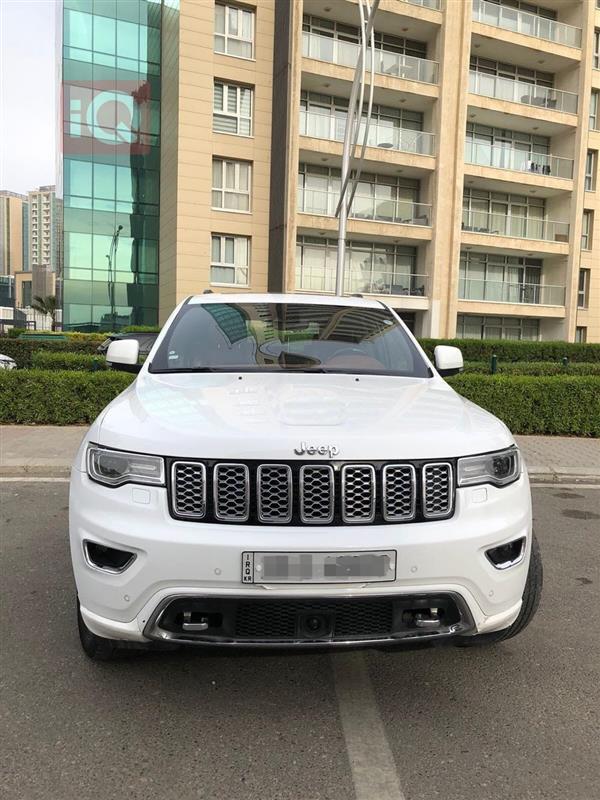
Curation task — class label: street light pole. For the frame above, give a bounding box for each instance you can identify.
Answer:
[106,224,123,330]
[334,0,380,296]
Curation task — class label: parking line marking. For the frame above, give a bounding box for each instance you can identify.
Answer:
[331,651,406,800]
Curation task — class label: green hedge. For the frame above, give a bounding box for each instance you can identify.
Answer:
[447,374,600,436]
[0,370,134,424]
[0,337,101,368]
[462,361,600,376]
[0,370,598,434]
[121,325,161,333]
[30,351,107,372]
[419,338,600,363]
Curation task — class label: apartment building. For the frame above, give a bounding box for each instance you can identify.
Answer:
[0,190,28,276]
[28,186,62,275]
[60,0,600,340]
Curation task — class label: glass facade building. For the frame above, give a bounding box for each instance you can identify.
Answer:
[61,0,161,330]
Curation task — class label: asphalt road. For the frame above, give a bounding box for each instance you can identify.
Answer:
[1,483,599,800]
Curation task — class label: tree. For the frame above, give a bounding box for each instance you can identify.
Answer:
[31,295,59,331]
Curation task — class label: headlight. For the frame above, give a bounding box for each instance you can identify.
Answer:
[457,447,521,488]
[87,445,164,487]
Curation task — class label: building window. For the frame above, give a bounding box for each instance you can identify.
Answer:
[459,251,551,304]
[591,91,600,131]
[578,269,590,309]
[211,234,250,286]
[456,314,540,341]
[295,236,422,296]
[594,29,600,70]
[469,56,553,88]
[212,158,251,211]
[213,81,253,136]
[214,3,254,59]
[581,210,593,251]
[585,151,597,192]
[575,327,587,343]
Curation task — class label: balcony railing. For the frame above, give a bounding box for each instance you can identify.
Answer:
[469,71,578,114]
[464,141,574,179]
[459,278,566,306]
[461,210,569,243]
[299,109,436,155]
[296,268,428,298]
[400,0,440,9]
[302,31,439,84]
[298,187,432,226]
[472,0,582,48]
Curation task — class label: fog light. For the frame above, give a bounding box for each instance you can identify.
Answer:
[84,541,136,573]
[486,537,526,570]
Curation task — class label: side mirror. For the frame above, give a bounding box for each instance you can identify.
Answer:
[434,345,463,377]
[106,339,140,373]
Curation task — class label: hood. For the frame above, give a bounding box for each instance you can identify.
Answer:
[96,372,513,461]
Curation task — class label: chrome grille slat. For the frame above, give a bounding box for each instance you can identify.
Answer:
[300,465,335,524]
[422,463,453,519]
[341,465,376,523]
[172,461,207,518]
[214,463,250,521]
[382,464,416,521]
[171,461,454,524]
[257,464,293,523]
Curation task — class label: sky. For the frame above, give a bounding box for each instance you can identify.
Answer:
[0,0,57,195]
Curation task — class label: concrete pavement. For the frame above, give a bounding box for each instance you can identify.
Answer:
[2,482,599,800]
[1,425,598,483]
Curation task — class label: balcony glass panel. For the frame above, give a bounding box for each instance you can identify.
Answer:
[472,0,582,48]
[299,109,435,155]
[469,71,578,114]
[462,210,569,242]
[401,0,440,8]
[464,140,573,179]
[459,278,565,306]
[298,187,431,226]
[302,31,438,84]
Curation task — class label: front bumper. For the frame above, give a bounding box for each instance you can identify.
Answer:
[70,467,532,645]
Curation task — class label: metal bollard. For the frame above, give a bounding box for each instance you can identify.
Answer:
[491,354,497,374]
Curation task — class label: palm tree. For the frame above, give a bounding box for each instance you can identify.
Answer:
[31,295,59,331]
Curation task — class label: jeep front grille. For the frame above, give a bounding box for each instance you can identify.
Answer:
[169,459,455,525]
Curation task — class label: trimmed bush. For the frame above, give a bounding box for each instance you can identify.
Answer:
[0,337,100,368]
[463,361,600,376]
[447,374,600,436]
[63,331,109,343]
[419,338,600,363]
[0,369,598,434]
[0,370,134,424]
[122,325,161,333]
[31,351,107,372]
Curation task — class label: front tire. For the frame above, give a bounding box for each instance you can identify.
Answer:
[77,600,125,661]
[456,533,543,647]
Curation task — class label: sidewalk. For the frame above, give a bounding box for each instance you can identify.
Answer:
[1,425,598,483]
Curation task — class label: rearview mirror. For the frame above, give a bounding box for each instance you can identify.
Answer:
[434,345,463,377]
[106,339,140,373]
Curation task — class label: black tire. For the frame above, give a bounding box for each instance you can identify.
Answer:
[455,533,543,647]
[77,600,125,661]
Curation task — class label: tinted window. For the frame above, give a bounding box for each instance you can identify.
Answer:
[150,302,430,378]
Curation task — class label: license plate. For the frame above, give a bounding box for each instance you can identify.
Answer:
[241,551,396,584]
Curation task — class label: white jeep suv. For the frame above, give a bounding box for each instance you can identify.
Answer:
[70,294,542,660]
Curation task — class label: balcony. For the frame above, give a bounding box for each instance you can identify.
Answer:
[299,109,436,155]
[298,187,431,226]
[302,31,439,84]
[461,210,569,243]
[469,71,578,115]
[400,0,440,8]
[459,278,566,306]
[464,141,574,179]
[472,0,582,49]
[297,268,428,298]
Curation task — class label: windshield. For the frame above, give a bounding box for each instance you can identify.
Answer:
[149,302,431,378]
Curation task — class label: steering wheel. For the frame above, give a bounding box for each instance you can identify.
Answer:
[326,346,366,360]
